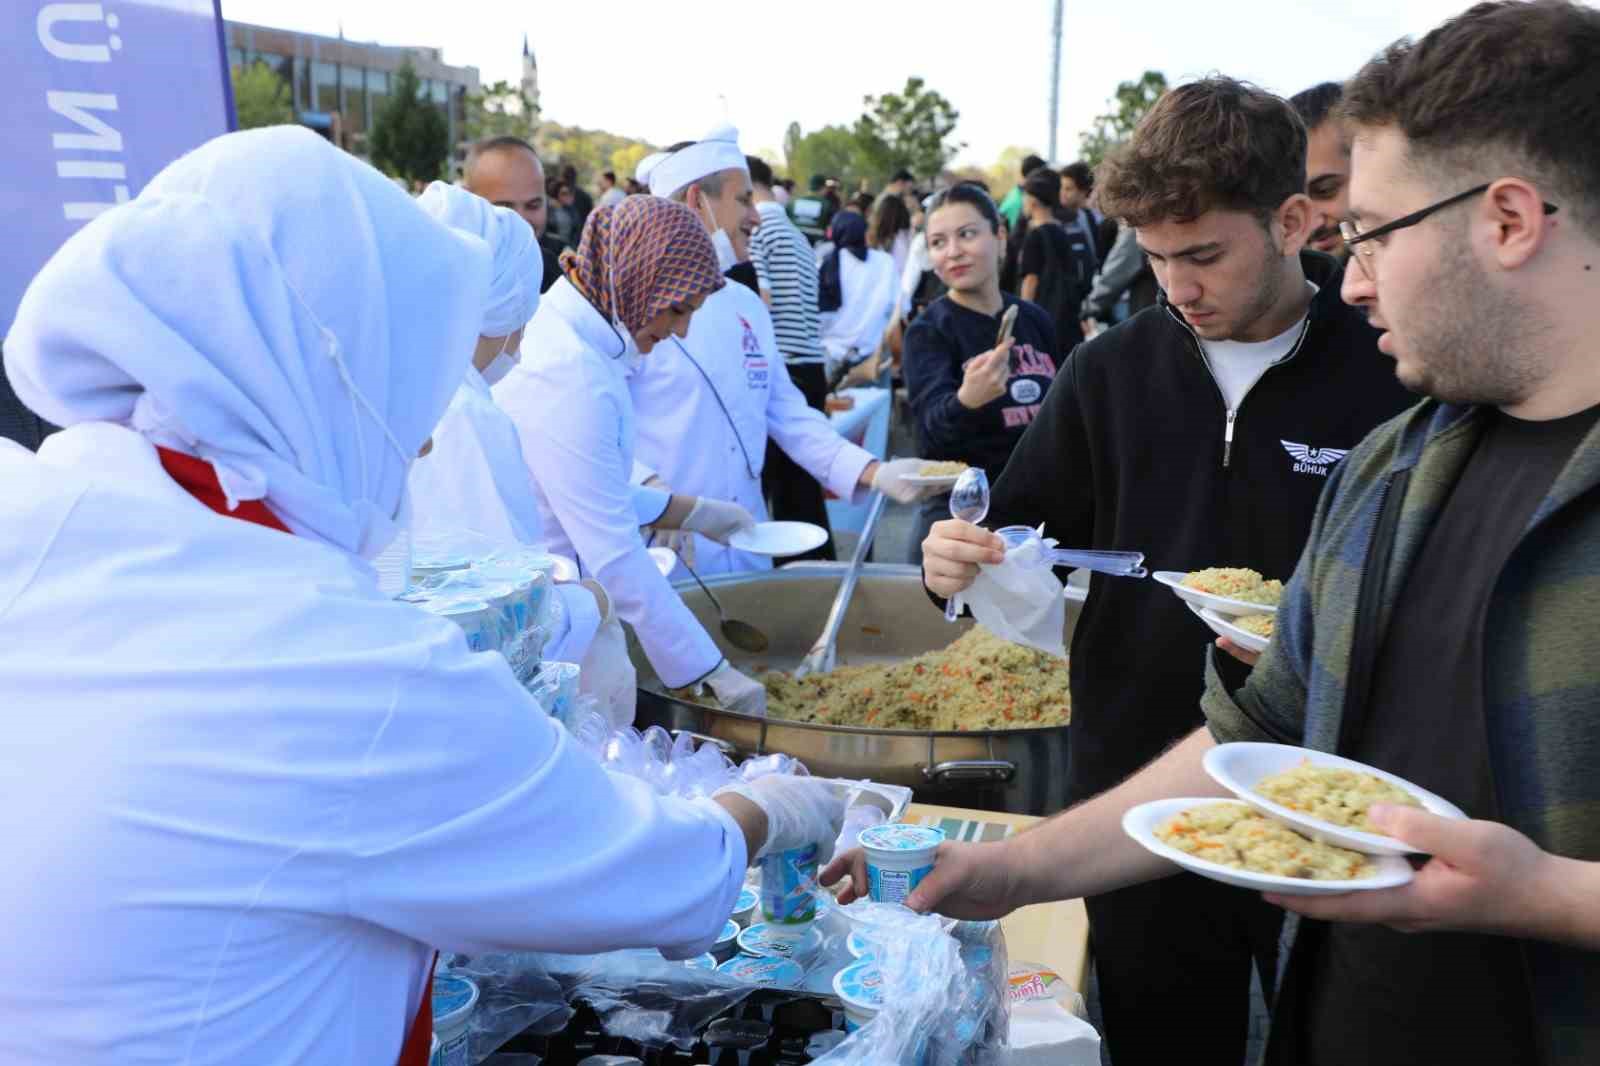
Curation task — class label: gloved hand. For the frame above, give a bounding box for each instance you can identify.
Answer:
[577,615,637,730]
[872,457,946,504]
[716,774,850,863]
[680,496,756,545]
[700,659,767,716]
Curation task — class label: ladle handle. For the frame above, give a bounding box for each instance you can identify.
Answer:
[795,491,889,677]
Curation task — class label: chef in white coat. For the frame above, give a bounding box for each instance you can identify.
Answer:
[629,126,938,577]
[407,182,638,714]
[0,127,845,1066]
[494,195,771,713]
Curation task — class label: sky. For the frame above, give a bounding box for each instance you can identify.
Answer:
[220,0,1549,170]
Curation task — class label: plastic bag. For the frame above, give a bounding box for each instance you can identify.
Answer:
[526,661,581,720]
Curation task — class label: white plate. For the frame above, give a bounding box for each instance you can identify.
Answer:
[549,555,579,583]
[1153,570,1280,618]
[1122,797,1415,895]
[728,521,829,557]
[1194,605,1271,654]
[1204,743,1469,856]
[647,546,677,577]
[902,473,963,487]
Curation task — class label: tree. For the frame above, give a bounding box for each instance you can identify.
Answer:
[984,145,1043,201]
[784,124,866,189]
[857,77,963,182]
[1078,70,1168,168]
[465,79,538,143]
[231,60,293,130]
[369,61,449,184]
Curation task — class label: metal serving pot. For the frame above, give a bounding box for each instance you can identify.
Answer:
[630,563,1083,816]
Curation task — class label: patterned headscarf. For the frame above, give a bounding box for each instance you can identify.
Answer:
[561,196,724,334]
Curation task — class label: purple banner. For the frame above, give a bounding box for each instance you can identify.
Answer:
[2,1,233,336]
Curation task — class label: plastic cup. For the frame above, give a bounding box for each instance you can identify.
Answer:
[715,955,804,988]
[732,885,759,926]
[858,824,945,905]
[736,921,821,962]
[832,961,885,1032]
[760,843,818,923]
[431,974,478,1066]
[712,919,741,962]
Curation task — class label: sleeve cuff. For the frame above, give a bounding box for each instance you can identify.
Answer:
[630,485,671,526]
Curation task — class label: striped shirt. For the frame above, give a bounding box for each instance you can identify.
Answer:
[751,201,825,364]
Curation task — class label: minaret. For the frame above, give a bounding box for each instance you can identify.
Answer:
[521,34,540,116]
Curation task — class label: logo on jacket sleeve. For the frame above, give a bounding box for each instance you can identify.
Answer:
[1281,440,1350,476]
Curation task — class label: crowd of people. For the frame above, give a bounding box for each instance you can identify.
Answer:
[1,1,1598,1064]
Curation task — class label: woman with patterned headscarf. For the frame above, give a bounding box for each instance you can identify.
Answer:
[494,196,770,715]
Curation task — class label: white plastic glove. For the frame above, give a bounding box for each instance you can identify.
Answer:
[577,615,637,730]
[680,496,757,545]
[872,457,946,504]
[700,659,767,717]
[716,774,850,863]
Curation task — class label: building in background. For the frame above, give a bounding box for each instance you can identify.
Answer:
[224,21,480,160]
[522,35,539,116]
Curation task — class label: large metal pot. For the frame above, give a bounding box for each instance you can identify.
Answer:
[630,563,1082,816]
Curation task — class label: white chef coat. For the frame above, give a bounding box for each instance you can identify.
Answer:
[819,247,899,365]
[629,280,874,576]
[0,424,747,1066]
[407,368,604,663]
[494,278,725,688]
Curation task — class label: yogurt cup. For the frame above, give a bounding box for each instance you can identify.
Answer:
[732,885,760,926]
[430,1033,440,1066]
[737,921,821,962]
[713,919,741,962]
[684,953,718,970]
[422,599,501,655]
[760,843,819,923]
[716,955,804,988]
[858,824,944,905]
[846,930,876,960]
[832,961,885,1032]
[431,974,478,1066]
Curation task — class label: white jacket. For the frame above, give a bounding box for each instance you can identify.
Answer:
[407,368,603,663]
[819,247,899,364]
[629,281,874,576]
[494,279,725,687]
[0,425,746,1066]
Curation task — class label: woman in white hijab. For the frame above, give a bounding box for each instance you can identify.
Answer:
[0,127,843,1066]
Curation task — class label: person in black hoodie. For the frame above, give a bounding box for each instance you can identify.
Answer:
[901,183,1059,563]
[916,78,1416,1066]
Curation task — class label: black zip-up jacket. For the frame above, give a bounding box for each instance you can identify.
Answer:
[976,251,1418,801]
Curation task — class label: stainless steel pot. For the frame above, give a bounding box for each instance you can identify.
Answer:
[629,563,1082,816]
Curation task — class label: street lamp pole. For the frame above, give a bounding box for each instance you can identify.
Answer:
[1048,0,1063,161]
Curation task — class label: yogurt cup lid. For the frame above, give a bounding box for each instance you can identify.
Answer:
[846,930,875,959]
[735,887,759,913]
[432,975,479,1025]
[684,953,718,970]
[858,824,945,853]
[716,919,740,946]
[833,961,885,1010]
[737,922,821,960]
[717,955,804,988]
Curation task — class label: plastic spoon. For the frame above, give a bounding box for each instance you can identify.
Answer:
[1047,548,1149,579]
[943,467,991,622]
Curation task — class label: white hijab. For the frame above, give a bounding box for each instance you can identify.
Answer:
[3,126,490,560]
[416,181,541,336]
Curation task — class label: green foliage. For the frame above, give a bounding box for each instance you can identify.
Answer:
[983,146,1043,201]
[782,77,963,191]
[368,61,449,183]
[535,122,657,188]
[231,60,293,130]
[465,79,538,143]
[1079,70,1169,168]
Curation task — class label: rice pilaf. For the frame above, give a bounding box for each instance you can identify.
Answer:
[1181,567,1283,606]
[1253,760,1422,833]
[1155,802,1374,880]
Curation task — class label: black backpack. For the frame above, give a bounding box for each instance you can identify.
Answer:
[1031,222,1095,346]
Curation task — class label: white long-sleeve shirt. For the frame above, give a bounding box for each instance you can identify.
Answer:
[819,248,899,367]
[0,423,746,1066]
[494,279,725,687]
[408,369,602,662]
[629,280,874,576]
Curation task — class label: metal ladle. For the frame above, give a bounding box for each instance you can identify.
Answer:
[673,549,770,654]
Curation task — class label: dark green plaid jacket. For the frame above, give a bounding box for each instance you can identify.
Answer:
[1203,398,1600,1064]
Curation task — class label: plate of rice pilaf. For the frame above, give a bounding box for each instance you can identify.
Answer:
[1124,798,1414,895]
[1204,743,1469,856]
[1155,568,1284,617]
[1193,606,1273,654]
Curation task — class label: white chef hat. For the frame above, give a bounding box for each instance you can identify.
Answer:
[638,123,749,199]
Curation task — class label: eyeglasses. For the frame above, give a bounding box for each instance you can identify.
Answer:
[1340,182,1558,280]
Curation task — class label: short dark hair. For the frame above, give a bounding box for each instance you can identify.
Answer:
[1020,154,1047,178]
[746,155,774,188]
[602,170,616,182]
[560,163,578,182]
[1341,0,1600,238]
[1023,167,1061,205]
[870,191,912,249]
[851,191,875,214]
[890,167,915,184]
[1060,161,1093,192]
[1099,76,1306,227]
[464,135,540,183]
[925,182,1002,234]
[1290,82,1344,131]
[809,173,827,192]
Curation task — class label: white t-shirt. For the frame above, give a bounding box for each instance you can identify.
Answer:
[1196,285,1315,410]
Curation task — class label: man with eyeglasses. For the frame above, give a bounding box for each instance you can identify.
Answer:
[834,3,1600,1064]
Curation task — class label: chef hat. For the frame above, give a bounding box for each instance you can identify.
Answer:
[639,124,749,199]
[417,181,541,337]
